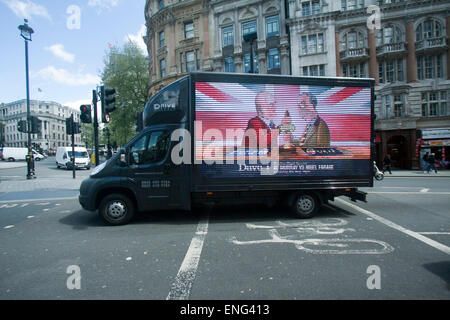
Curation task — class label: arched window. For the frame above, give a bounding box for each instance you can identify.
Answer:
[416,19,442,41]
[376,25,403,46]
[340,31,365,51]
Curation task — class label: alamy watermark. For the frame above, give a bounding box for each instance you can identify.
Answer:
[367,5,381,30]
[66,265,81,290]
[366,265,381,290]
[66,5,81,30]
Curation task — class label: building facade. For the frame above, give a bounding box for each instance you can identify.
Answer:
[145,0,450,169]
[0,100,83,151]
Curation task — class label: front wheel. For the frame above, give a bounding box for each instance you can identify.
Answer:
[375,172,384,181]
[99,193,135,225]
[291,193,319,219]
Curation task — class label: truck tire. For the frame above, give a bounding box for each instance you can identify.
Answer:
[99,193,135,225]
[8,157,15,162]
[291,193,319,219]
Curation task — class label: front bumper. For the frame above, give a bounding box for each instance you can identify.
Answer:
[78,178,97,211]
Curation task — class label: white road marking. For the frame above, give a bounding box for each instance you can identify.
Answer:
[335,198,450,255]
[419,232,450,235]
[0,197,77,204]
[420,188,429,193]
[3,225,14,229]
[231,219,393,255]
[167,213,210,300]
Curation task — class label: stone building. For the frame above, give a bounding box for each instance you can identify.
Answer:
[0,100,83,151]
[145,0,450,169]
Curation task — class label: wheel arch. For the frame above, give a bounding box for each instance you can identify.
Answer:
[95,187,138,212]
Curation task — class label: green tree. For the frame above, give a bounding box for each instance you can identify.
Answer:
[101,41,149,146]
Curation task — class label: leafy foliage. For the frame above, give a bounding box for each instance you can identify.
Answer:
[101,41,149,146]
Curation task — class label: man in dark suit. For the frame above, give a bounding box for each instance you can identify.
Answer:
[243,91,277,148]
[295,92,330,147]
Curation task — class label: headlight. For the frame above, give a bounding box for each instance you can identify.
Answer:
[90,161,107,176]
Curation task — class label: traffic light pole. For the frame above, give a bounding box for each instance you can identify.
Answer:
[71,114,76,179]
[93,89,99,166]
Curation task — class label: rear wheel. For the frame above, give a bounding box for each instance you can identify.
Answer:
[291,193,319,219]
[8,157,15,162]
[99,193,135,225]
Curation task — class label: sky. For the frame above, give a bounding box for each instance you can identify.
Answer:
[0,0,147,110]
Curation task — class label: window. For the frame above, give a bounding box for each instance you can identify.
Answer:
[417,55,443,80]
[158,0,164,10]
[196,49,201,70]
[184,22,194,39]
[303,64,325,76]
[385,95,391,118]
[341,31,365,51]
[393,94,404,117]
[266,15,279,38]
[222,26,234,47]
[130,131,170,165]
[180,52,184,73]
[301,33,324,55]
[242,20,256,36]
[224,57,234,72]
[302,1,320,16]
[267,48,280,70]
[421,91,448,117]
[159,31,165,48]
[160,59,166,77]
[244,53,259,73]
[186,51,195,72]
[378,59,404,83]
[416,20,442,41]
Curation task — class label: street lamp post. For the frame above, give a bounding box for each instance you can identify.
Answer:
[18,19,35,179]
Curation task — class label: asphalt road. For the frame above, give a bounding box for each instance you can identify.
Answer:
[0,160,449,301]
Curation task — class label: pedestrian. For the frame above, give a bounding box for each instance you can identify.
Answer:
[422,152,429,173]
[382,154,392,174]
[426,153,438,174]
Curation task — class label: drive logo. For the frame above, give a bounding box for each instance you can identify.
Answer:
[154,103,176,111]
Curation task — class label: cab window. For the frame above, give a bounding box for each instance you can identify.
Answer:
[130,131,170,165]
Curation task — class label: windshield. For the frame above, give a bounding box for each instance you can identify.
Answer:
[68,151,88,158]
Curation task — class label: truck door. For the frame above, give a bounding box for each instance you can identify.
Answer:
[128,128,190,211]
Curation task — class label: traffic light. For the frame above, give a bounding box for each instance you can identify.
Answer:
[100,85,116,123]
[80,104,92,123]
[30,116,42,134]
[18,120,27,133]
[66,117,73,135]
[74,122,81,134]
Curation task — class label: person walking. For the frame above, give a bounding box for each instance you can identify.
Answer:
[426,153,438,174]
[422,152,430,173]
[382,154,392,174]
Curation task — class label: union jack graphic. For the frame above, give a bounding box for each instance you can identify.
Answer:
[195,81,371,148]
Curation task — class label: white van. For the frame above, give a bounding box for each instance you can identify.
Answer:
[0,147,45,162]
[56,146,90,170]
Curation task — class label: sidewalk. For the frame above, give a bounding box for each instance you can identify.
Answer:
[381,169,450,177]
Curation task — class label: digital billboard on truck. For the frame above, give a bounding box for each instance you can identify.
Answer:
[194,80,372,179]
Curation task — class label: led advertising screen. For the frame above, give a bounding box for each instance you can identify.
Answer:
[194,81,372,178]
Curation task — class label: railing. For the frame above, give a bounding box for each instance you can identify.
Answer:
[376,42,405,55]
[340,47,368,60]
[416,36,447,51]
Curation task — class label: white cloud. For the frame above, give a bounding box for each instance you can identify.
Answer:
[88,0,118,13]
[2,0,51,21]
[36,66,100,86]
[45,44,75,63]
[125,24,147,55]
[64,99,92,110]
